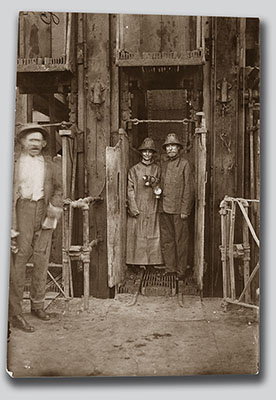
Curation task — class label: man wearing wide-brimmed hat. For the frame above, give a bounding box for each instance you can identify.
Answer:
[159,133,194,279]
[126,137,163,268]
[9,123,63,333]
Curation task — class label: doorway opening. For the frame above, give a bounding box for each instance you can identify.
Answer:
[119,65,204,296]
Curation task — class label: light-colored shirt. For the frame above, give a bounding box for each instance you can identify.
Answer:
[18,154,45,201]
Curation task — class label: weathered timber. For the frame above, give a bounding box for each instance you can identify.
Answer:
[210,17,244,295]
[194,114,207,293]
[86,13,110,297]
[106,130,129,287]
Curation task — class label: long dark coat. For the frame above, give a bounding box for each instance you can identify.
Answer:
[126,161,163,265]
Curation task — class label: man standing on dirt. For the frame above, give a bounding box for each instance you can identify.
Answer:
[159,133,194,280]
[9,123,63,333]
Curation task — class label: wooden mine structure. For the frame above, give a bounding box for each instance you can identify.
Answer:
[15,12,260,302]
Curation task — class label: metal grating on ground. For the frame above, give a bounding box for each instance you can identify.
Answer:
[141,271,177,297]
[117,269,144,294]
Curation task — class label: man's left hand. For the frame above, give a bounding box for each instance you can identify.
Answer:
[180,213,188,220]
[47,203,63,220]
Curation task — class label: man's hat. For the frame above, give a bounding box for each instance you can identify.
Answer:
[162,133,183,149]
[138,137,157,153]
[16,123,49,141]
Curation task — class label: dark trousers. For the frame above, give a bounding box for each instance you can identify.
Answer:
[9,198,53,317]
[159,212,189,275]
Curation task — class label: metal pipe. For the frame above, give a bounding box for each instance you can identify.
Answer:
[242,202,251,303]
[83,206,90,310]
[229,201,236,300]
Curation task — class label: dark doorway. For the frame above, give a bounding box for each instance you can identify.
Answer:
[120,65,204,281]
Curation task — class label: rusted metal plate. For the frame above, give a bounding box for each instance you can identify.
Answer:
[17,12,74,72]
[19,12,51,58]
[116,15,204,66]
[161,15,191,54]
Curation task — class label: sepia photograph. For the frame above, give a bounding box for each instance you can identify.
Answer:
[5,9,260,378]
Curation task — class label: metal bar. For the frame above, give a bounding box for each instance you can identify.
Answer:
[238,261,259,302]
[26,262,62,268]
[220,203,228,298]
[26,262,66,297]
[128,118,195,125]
[224,297,259,310]
[237,200,260,247]
[71,137,78,200]
[47,270,67,297]
[224,196,259,203]
[242,202,251,303]
[16,121,71,128]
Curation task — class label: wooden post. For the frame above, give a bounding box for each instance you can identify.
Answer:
[27,94,33,122]
[210,18,242,296]
[194,113,207,294]
[62,203,70,297]
[48,94,57,157]
[242,200,251,303]
[85,13,110,298]
[59,129,73,297]
[249,103,255,200]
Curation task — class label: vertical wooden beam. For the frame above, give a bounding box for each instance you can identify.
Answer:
[196,16,201,48]
[62,203,70,297]
[86,13,110,298]
[238,18,246,198]
[194,115,207,295]
[77,13,85,199]
[26,94,33,122]
[14,90,28,153]
[201,16,211,294]
[110,14,120,146]
[210,17,241,296]
[48,94,57,157]
[18,12,25,57]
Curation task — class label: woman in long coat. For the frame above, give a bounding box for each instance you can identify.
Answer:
[126,138,163,267]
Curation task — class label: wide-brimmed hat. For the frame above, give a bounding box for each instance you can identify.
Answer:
[162,133,183,149]
[138,137,157,153]
[16,123,49,141]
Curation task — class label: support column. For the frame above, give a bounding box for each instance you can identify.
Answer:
[85,13,110,298]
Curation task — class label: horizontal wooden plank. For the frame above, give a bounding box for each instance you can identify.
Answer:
[116,53,205,66]
[17,62,73,73]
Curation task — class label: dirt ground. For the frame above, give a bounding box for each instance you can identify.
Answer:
[6,295,259,378]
